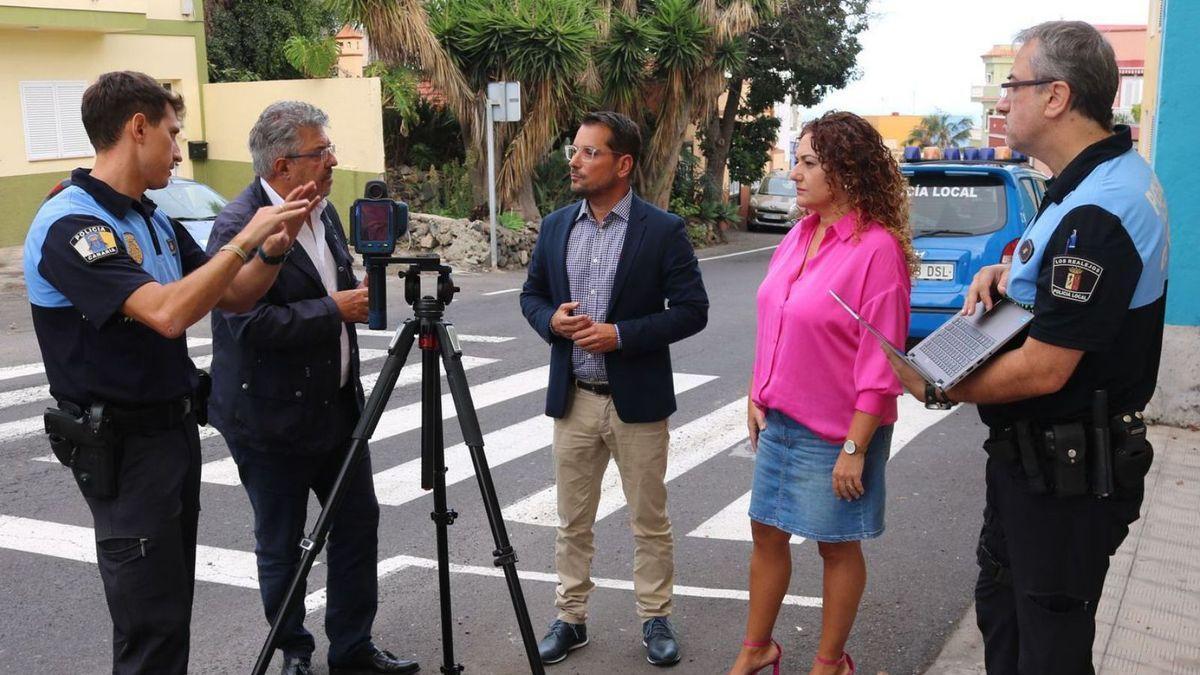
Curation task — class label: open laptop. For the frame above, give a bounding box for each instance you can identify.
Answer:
[829,289,1033,389]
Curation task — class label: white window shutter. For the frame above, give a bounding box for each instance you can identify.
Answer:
[20,82,59,161]
[20,80,95,161]
[54,82,93,158]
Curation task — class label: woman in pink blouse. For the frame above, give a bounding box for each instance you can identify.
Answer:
[728,112,917,675]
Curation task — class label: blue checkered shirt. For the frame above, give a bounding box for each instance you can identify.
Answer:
[566,190,632,383]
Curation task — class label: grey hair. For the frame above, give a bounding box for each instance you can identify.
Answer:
[248,100,329,178]
[1015,21,1119,129]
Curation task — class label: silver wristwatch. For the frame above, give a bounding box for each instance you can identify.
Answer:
[841,439,858,455]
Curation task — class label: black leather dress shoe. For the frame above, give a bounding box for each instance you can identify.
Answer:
[537,620,588,664]
[642,617,681,667]
[329,643,420,674]
[280,653,313,675]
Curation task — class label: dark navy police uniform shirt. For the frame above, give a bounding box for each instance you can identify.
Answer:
[980,127,1169,427]
[23,168,209,407]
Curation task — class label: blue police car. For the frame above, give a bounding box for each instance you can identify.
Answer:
[903,147,1048,339]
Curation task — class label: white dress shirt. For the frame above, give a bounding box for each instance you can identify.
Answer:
[260,179,350,387]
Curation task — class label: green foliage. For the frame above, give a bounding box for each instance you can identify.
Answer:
[533,144,573,216]
[1131,103,1142,124]
[905,112,975,148]
[206,0,341,82]
[670,145,736,246]
[499,211,526,230]
[648,0,712,77]
[365,62,422,133]
[595,12,659,108]
[700,114,781,186]
[283,35,341,78]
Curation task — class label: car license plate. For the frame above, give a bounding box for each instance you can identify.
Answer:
[917,262,955,281]
[761,212,784,221]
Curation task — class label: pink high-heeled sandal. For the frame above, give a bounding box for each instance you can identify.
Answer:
[814,650,855,674]
[741,639,782,675]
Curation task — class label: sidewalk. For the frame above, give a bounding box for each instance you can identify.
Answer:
[927,424,1200,674]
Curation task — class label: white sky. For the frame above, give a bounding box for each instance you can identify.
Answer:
[801,0,1150,119]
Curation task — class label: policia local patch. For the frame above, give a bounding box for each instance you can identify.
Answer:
[1051,255,1103,303]
[69,226,119,263]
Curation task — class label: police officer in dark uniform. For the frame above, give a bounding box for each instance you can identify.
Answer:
[886,22,1168,674]
[23,71,317,674]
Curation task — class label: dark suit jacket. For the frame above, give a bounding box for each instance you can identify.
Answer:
[206,180,364,454]
[521,194,708,423]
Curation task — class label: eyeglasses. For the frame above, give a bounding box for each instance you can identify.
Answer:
[999,78,1058,91]
[285,144,336,161]
[563,145,626,162]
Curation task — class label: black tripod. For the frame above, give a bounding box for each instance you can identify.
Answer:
[251,258,544,675]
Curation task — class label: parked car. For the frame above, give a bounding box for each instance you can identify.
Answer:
[746,171,799,231]
[46,176,228,250]
[904,153,1048,339]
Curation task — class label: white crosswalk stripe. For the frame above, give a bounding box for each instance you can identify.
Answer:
[357,329,515,343]
[502,397,749,526]
[685,396,950,543]
[0,337,210,387]
[373,373,718,507]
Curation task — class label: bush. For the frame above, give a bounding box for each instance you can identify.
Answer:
[670,145,734,247]
[499,211,525,230]
[534,145,573,215]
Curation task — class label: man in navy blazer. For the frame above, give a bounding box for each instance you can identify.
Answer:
[520,111,708,667]
[206,102,417,675]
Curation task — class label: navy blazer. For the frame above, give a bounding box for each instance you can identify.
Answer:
[206,180,364,454]
[521,194,708,423]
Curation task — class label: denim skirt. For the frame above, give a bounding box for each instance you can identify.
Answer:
[748,408,893,542]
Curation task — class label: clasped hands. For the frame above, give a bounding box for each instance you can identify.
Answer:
[551,301,618,354]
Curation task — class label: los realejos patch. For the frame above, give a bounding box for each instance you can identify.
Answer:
[1051,255,1103,303]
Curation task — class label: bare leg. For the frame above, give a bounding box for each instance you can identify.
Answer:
[809,541,865,675]
[728,521,790,674]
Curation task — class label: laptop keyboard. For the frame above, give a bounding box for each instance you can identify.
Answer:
[920,319,998,377]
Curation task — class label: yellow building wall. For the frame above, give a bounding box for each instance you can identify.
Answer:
[3,0,147,13]
[1140,0,1163,160]
[862,114,923,150]
[0,24,204,245]
[198,78,386,223]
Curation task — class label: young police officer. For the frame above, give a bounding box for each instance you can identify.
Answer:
[23,71,317,674]
[886,22,1168,674]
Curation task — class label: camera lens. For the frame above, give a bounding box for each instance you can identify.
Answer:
[364,180,389,200]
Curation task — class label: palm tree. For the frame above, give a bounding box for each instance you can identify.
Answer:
[338,0,777,217]
[905,112,974,148]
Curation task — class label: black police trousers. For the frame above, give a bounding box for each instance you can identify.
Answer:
[81,416,202,675]
[974,455,1145,674]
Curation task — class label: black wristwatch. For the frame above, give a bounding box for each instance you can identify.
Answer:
[256,245,291,265]
[924,382,955,410]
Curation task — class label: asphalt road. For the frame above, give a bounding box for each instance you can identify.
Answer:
[0,230,990,674]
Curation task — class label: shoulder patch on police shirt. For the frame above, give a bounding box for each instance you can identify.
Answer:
[122,232,144,264]
[69,226,119,263]
[1050,255,1103,303]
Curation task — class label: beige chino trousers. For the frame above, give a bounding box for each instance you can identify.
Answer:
[552,386,674,624]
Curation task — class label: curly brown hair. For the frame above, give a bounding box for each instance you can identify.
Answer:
[800,111,918,276]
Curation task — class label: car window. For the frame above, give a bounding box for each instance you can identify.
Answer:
[1018,178,1040,220]
[906,173,1008,236]
[146,182,227,221]
[757,177,795,196]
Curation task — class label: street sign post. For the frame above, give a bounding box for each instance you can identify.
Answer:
[485,82,521,269]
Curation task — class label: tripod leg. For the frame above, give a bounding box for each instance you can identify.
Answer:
[251,320,419,675]
[435,322,546,675]
[421,320,463,675]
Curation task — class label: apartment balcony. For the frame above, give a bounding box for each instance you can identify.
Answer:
[971,84,1002,103]
[0,1,151,33]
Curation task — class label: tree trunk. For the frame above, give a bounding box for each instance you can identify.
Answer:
[702,77,744,200]
[642,100,694,209]
[514,179,540,221]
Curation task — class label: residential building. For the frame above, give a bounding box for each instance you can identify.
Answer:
[0,0,208,246]
[335,25,366,78]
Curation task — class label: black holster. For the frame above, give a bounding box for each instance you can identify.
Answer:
[44,402,120,500]
[194,368,212,427]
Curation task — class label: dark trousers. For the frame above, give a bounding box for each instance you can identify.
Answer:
[83,418,202,675]
[974,456,1145,674]
[229,395,381,664]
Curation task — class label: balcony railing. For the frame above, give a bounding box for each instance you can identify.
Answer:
[971,84,1002,102]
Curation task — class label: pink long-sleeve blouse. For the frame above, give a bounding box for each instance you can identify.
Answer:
[752,211,912,443]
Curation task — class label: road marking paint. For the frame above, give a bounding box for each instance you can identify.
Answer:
[373,373,717,507]
[0,337,211,384]
[503,397,747,527]
[697,245,780,262]
[199,356,498,486]
[482,288,521,296]
[357,330,514,343]
[0,514,262,589]
[686,396,950,543]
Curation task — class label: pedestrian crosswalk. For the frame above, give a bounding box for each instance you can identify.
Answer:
[0,329,951,605]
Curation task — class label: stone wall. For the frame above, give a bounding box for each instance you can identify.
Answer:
[396,213,539,270]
